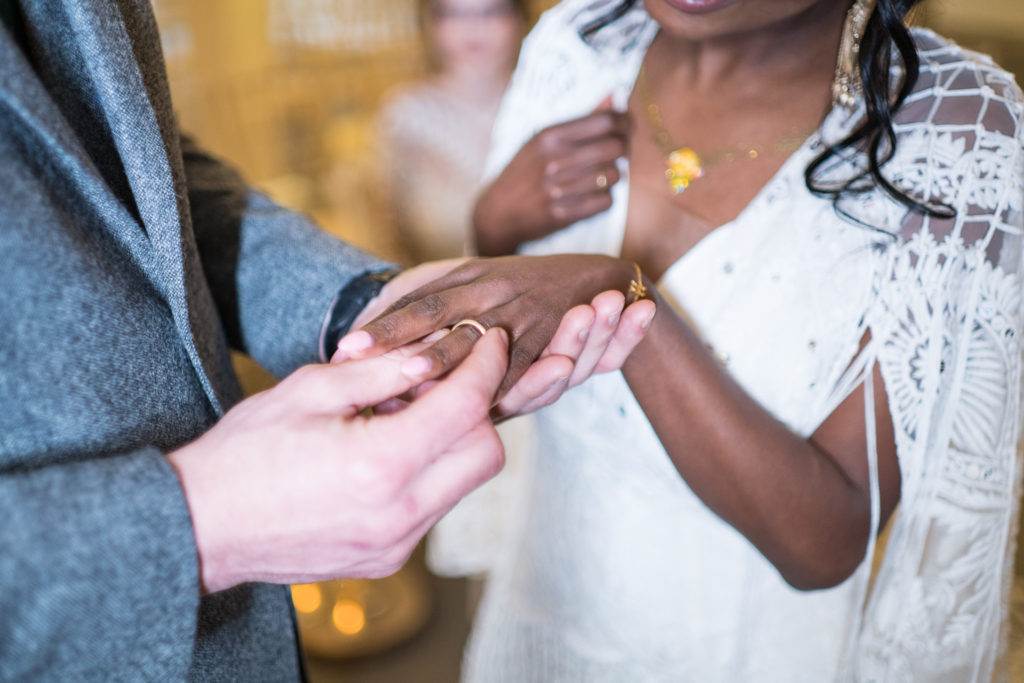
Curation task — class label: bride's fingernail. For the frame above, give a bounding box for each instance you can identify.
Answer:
[578,328,590,342]
[401,356,432,377]
[608,312,620,326]
[338,331,373,353]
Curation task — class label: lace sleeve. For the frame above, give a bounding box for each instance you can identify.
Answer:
[851,32,1024,683]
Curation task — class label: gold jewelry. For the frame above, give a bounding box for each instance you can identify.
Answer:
[626,262,648,304]
[595,172,609,190]
[832,0,876,110]
[452,319,487,338]
[636,66,812,195]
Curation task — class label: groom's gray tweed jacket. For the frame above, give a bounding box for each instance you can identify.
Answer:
[0,0,389,679]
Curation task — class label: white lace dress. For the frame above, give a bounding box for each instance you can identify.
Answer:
[462,2,1024,681]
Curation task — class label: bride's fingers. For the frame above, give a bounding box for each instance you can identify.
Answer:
[337,283,485,359]
[399,320,490,381]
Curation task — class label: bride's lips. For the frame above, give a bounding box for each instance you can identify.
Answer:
[662,0,741,13]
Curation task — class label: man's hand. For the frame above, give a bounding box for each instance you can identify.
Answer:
[166,329,510,594]
[485,290,653,418]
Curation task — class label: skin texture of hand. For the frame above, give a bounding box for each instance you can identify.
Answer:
[166,329,510,595]
[336,255,655,400]
[350,259,470,332]
[473,99,630,256]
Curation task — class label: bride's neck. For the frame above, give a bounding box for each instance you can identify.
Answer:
[648,2,848,98]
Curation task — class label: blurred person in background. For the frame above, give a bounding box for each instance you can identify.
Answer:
[374,0,533,596]
[376,0,526,264]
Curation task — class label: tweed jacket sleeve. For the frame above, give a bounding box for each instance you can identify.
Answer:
[0,0,393,679]
[181,135,393,379]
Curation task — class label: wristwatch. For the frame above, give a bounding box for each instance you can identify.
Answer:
[320,269,401,361]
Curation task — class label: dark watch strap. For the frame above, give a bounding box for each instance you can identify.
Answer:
[320,269,401,361]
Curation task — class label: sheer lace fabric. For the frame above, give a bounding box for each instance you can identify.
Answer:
[463,2,1024,681]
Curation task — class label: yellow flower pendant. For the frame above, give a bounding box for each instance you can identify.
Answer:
[665,148,704,194]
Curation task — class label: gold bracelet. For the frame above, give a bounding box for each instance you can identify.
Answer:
[627,262,648,304]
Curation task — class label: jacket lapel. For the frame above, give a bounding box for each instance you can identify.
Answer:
[54,0,239,412]
[0,25,162,289]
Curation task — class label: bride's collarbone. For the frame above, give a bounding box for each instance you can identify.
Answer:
[622,160,779,279]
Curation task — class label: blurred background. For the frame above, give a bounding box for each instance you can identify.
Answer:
[148,1,1024,681]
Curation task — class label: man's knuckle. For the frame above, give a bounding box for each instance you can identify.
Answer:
[350,460,400,504]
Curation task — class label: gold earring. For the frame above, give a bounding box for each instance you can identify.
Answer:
[832,0,877,110]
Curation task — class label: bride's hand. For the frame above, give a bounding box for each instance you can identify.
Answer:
[473,103,630,256]
[335,255,655,399]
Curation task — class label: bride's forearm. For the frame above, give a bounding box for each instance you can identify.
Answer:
[621,291,894,590]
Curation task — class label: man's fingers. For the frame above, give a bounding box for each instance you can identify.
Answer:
[404,419,505,526]
[377,328,510,465]
[399,320,490,381]
[493,354,574,418]
[492,303,597,416]
[568,290,625,386]
[282,338,445,416]
[593,299,657,374]
[541,304,595,359]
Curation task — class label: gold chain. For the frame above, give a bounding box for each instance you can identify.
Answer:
[636,65,813,195]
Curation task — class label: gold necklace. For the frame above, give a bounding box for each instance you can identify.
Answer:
[636,66,814,195]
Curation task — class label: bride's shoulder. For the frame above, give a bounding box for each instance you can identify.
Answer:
[902,28,1023,139]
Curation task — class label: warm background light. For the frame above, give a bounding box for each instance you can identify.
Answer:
[291,583,323,614]
[332,598,368,635]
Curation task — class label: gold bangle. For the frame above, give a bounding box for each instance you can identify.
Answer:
[626,262,648,304]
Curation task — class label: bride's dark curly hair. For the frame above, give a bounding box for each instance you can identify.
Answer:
[580,0,952,222]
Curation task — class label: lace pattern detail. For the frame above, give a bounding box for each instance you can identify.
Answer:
[852,40,1024,677]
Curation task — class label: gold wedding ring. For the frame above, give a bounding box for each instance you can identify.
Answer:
[452,319,488,338]
[595,172,609,189]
